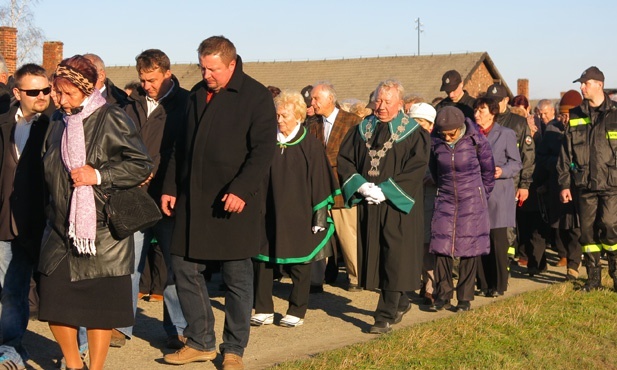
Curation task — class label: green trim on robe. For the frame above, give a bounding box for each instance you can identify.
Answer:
[276,127,307,148]
[379,177,415,214]
[253,216,335,264]
[341,173,368,208]
[358,112,420,143]
[313,189,341,212]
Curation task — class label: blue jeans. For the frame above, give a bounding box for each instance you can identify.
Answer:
[172,256,253,356]
[117,217,186,338]
[0,239,35,365]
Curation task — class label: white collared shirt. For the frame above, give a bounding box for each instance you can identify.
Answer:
[323,107,339,145]
[99,84,108,98]
[13,108,40,159]
[146,80,175,118]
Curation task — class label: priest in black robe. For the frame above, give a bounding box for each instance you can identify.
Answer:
[252,90,339,328]
[338,80,430,334]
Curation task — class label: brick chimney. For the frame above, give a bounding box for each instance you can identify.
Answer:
[517,79,529,99]
[43,41,64,75]
[0,26,18,75]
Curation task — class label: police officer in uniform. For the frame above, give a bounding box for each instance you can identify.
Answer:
[558,66,617,291]
[485,84,535,262]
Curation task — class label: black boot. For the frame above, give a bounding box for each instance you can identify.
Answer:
[582,266,602,292]
[607,253,617,292]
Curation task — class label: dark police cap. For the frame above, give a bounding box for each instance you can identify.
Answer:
[573,66,605,83]
[440,70,462,92]
[485,83,508,100]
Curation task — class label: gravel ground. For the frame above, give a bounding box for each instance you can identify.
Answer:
[23,251,570,369]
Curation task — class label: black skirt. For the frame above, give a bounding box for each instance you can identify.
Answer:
[38,256,134,328]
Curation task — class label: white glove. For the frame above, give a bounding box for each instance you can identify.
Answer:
[357,182,375,197]
[367,186,386,203]
[365,196,380,205]
[312,226,326,234]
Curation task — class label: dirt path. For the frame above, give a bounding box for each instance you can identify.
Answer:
[24,252,569,369]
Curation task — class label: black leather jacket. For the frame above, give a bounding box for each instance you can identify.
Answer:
[39,104,153,281]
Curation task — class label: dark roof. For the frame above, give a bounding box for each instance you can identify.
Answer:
[105,51,512,102]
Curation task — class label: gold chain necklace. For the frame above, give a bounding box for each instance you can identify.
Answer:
[364,117,409,177]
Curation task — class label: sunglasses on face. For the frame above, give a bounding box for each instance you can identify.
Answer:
[18,87,51,97]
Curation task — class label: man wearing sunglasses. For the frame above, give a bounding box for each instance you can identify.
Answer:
[0,63,53,370]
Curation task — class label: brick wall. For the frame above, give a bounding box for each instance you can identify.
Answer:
[517,79,529,99]
[43,41,63,74]
[466,62,494,98]
[0,26,17,75]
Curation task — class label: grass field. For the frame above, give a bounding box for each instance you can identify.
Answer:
[271,273,617,370]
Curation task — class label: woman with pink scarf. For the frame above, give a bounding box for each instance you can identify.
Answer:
[38,55,152,370]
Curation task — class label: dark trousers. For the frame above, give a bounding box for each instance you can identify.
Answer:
[172,256,253,356]
[139,243,167,295]
[477,228,509,293]
[578,190,617,267]
[434,255,477,303]
[374,290,410,323]
[254,261,311,318]
[519,211,548,271]
[554,227,582,270]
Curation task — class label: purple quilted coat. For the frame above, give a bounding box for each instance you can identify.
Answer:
[429,119,496,257]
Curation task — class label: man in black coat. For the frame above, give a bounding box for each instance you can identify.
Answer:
[0,54,10,115]
[162,36,276,369]
[0,63,52,369]
[485,83,536,264]
[84,53,129,108]
[435,70,476,120]
[110,50,189,349]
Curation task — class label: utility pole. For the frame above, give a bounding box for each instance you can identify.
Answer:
[414,18,424,55]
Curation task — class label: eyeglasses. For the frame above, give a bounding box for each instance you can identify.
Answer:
[18,87,51,97]
[440,128,460,140]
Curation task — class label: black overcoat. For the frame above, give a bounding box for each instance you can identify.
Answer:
[164,57,276,260]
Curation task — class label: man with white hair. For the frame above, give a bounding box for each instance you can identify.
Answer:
[338,79,429,334]
[309,83,362,291]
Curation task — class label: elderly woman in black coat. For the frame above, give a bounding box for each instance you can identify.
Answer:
[251,90,338,328]
[39,55,152,370]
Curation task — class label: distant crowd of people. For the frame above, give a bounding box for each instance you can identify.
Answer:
[0,35,615,370]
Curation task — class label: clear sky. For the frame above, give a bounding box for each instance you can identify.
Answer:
[27,0,616,99]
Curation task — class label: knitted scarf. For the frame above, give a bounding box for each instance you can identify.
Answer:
[61,89,107,255]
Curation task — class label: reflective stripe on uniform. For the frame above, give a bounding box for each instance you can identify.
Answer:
[606,131,617,140]
[603,243,617,251]
[582,244,602,253]
[507,246,515,257]
[569,117,591,127]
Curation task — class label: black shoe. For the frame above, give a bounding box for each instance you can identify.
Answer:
[309,285,324,294]
[393,302,412,324]
[429,299,451,312]
[455,301,471,312]
[347,283,363,292]
[485,289,499,298]
[369,321,391,334]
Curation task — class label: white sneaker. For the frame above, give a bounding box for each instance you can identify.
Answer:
[280,314,304,327]
[250,313,274,326]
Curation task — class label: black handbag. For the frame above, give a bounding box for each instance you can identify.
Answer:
[104,187,162,240]
[88,105,162,240]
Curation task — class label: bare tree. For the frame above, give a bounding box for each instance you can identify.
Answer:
[0,0,44,64]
